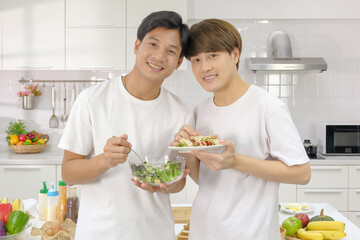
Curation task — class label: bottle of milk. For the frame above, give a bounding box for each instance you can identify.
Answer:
[38,181,48,221]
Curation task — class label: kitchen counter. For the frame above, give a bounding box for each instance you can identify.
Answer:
[1,142,360,166]
[279,203,360,239]
[175,203,360,239]
[0,144,63,165]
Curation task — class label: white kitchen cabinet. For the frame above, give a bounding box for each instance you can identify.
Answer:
[2,0,65,70]
[296,165,349,212]
[66,0,126,28]
[188,0,360,19]
[279,183,296,203]
[348,212,360,228]
[66,28,126,70]
[297,166,348,189]
[349,165,360,188]
[0,5,2,69]
[127,0,187,28]
[297,189,348,212]
[0,165,56,200]
[170,177,198,204]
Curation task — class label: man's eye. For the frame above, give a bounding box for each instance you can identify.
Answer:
[192,59,199,63]
[210,54,216,58]
[150,42,156,47]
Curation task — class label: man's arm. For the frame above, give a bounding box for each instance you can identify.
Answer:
[191,140,311,185]
[61,135,131,185]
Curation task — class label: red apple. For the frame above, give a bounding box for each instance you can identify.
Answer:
[295,213,309,228]
[18,134,27,142]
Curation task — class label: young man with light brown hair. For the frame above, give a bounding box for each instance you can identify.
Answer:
[172,19,311,240]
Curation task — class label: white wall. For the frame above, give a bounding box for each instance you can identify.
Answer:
[1,19,360,147]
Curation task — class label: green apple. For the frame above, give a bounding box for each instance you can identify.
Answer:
[282,217,302,236]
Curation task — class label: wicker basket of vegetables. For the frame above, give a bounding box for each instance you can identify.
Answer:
[5,119,49,154]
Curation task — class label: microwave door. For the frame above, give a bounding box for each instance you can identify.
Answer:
[326,125,360,155]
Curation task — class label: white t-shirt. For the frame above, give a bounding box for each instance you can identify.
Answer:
[189,85,309,240]
[58,76,193,240]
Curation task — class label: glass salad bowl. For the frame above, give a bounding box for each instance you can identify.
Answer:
[129,154,186,186]
[0,223,31,240]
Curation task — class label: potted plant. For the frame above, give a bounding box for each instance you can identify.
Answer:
[17,84,41,110]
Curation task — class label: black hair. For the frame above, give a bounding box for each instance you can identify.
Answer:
[137,11,189,57]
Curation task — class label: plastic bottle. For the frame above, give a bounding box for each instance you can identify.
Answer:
[57,180,67,222]
[38,181,48,221]
[66,186,79,223]
[47,182,59,221]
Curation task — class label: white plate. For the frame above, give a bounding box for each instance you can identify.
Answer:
[281,203,314,214]
[168,145,225,153]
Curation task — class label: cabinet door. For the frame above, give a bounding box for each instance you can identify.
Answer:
[297,189,348,212]
[66,28,126,70]
[348,212,360,228]
[278,183,296,203]
[297,166,348,189]
[2,0,65,70]
[349,166,360,188]
[0,165,56,200]
[349,189,360,211]
[127,0,187,28]
[66,0,126,27]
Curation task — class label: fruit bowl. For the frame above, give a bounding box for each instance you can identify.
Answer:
[0,223,31,240]
[9,144,47,154]
[129,155,186,186]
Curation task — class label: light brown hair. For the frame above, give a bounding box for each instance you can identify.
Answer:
[185,19,242,69]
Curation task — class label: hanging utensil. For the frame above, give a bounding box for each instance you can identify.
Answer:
[72,83,76,104]
[49,85,59,128]
[61,83,68,122]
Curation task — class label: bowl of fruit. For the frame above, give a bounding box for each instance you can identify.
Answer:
[129,154,186,186]
[5,119,48,154]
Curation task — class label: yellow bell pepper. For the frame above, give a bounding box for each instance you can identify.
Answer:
[11,199,24,211]
[9,135,19,145]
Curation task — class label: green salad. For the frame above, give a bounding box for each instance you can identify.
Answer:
[130,161,183,185]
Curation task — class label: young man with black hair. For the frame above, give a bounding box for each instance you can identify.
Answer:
[172,19,311,240]
[59,11,192,240]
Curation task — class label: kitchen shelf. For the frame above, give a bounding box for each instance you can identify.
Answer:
[18,77,106,84]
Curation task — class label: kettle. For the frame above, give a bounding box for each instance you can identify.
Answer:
[303,139,317,156]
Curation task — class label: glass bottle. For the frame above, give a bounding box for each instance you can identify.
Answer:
[66,186,79,223]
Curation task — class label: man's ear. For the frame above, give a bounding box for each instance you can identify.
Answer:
[134,39,141,55]
[175,57,184,69]
[231,47,240,65]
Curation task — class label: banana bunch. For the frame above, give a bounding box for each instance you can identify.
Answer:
[297,221,346,240]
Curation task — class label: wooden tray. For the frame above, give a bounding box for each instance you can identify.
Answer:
[9,144,47,154]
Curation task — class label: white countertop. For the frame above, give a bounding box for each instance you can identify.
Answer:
[1,139,360,166]
[0,144,63,165]
[175,203,360,239]
[280,202,360,239]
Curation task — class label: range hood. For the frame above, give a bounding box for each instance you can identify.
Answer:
[246,31,327,73]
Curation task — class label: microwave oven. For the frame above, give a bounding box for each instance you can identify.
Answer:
[317,123,360,155]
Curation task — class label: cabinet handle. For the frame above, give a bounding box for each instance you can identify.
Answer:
[16,66,53,69]
[78,66,113,69]
[356,168,360,171]
[303,190,342,194]
[311,167,343,171]
[4,166,41,171]
[356,214,360,217]
[78,22,113,26]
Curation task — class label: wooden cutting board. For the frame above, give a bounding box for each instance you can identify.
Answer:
[285,236,301,240]
[172,206,192,223]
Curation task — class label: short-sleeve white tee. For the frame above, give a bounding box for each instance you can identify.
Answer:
[58,76,193,240]
[189,85,309,240]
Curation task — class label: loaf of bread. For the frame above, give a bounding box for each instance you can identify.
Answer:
[176,222,190,240]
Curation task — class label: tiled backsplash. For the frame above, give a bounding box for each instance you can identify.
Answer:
[1,19,360,146]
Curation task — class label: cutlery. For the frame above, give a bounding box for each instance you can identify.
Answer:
[49,85,59,128]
